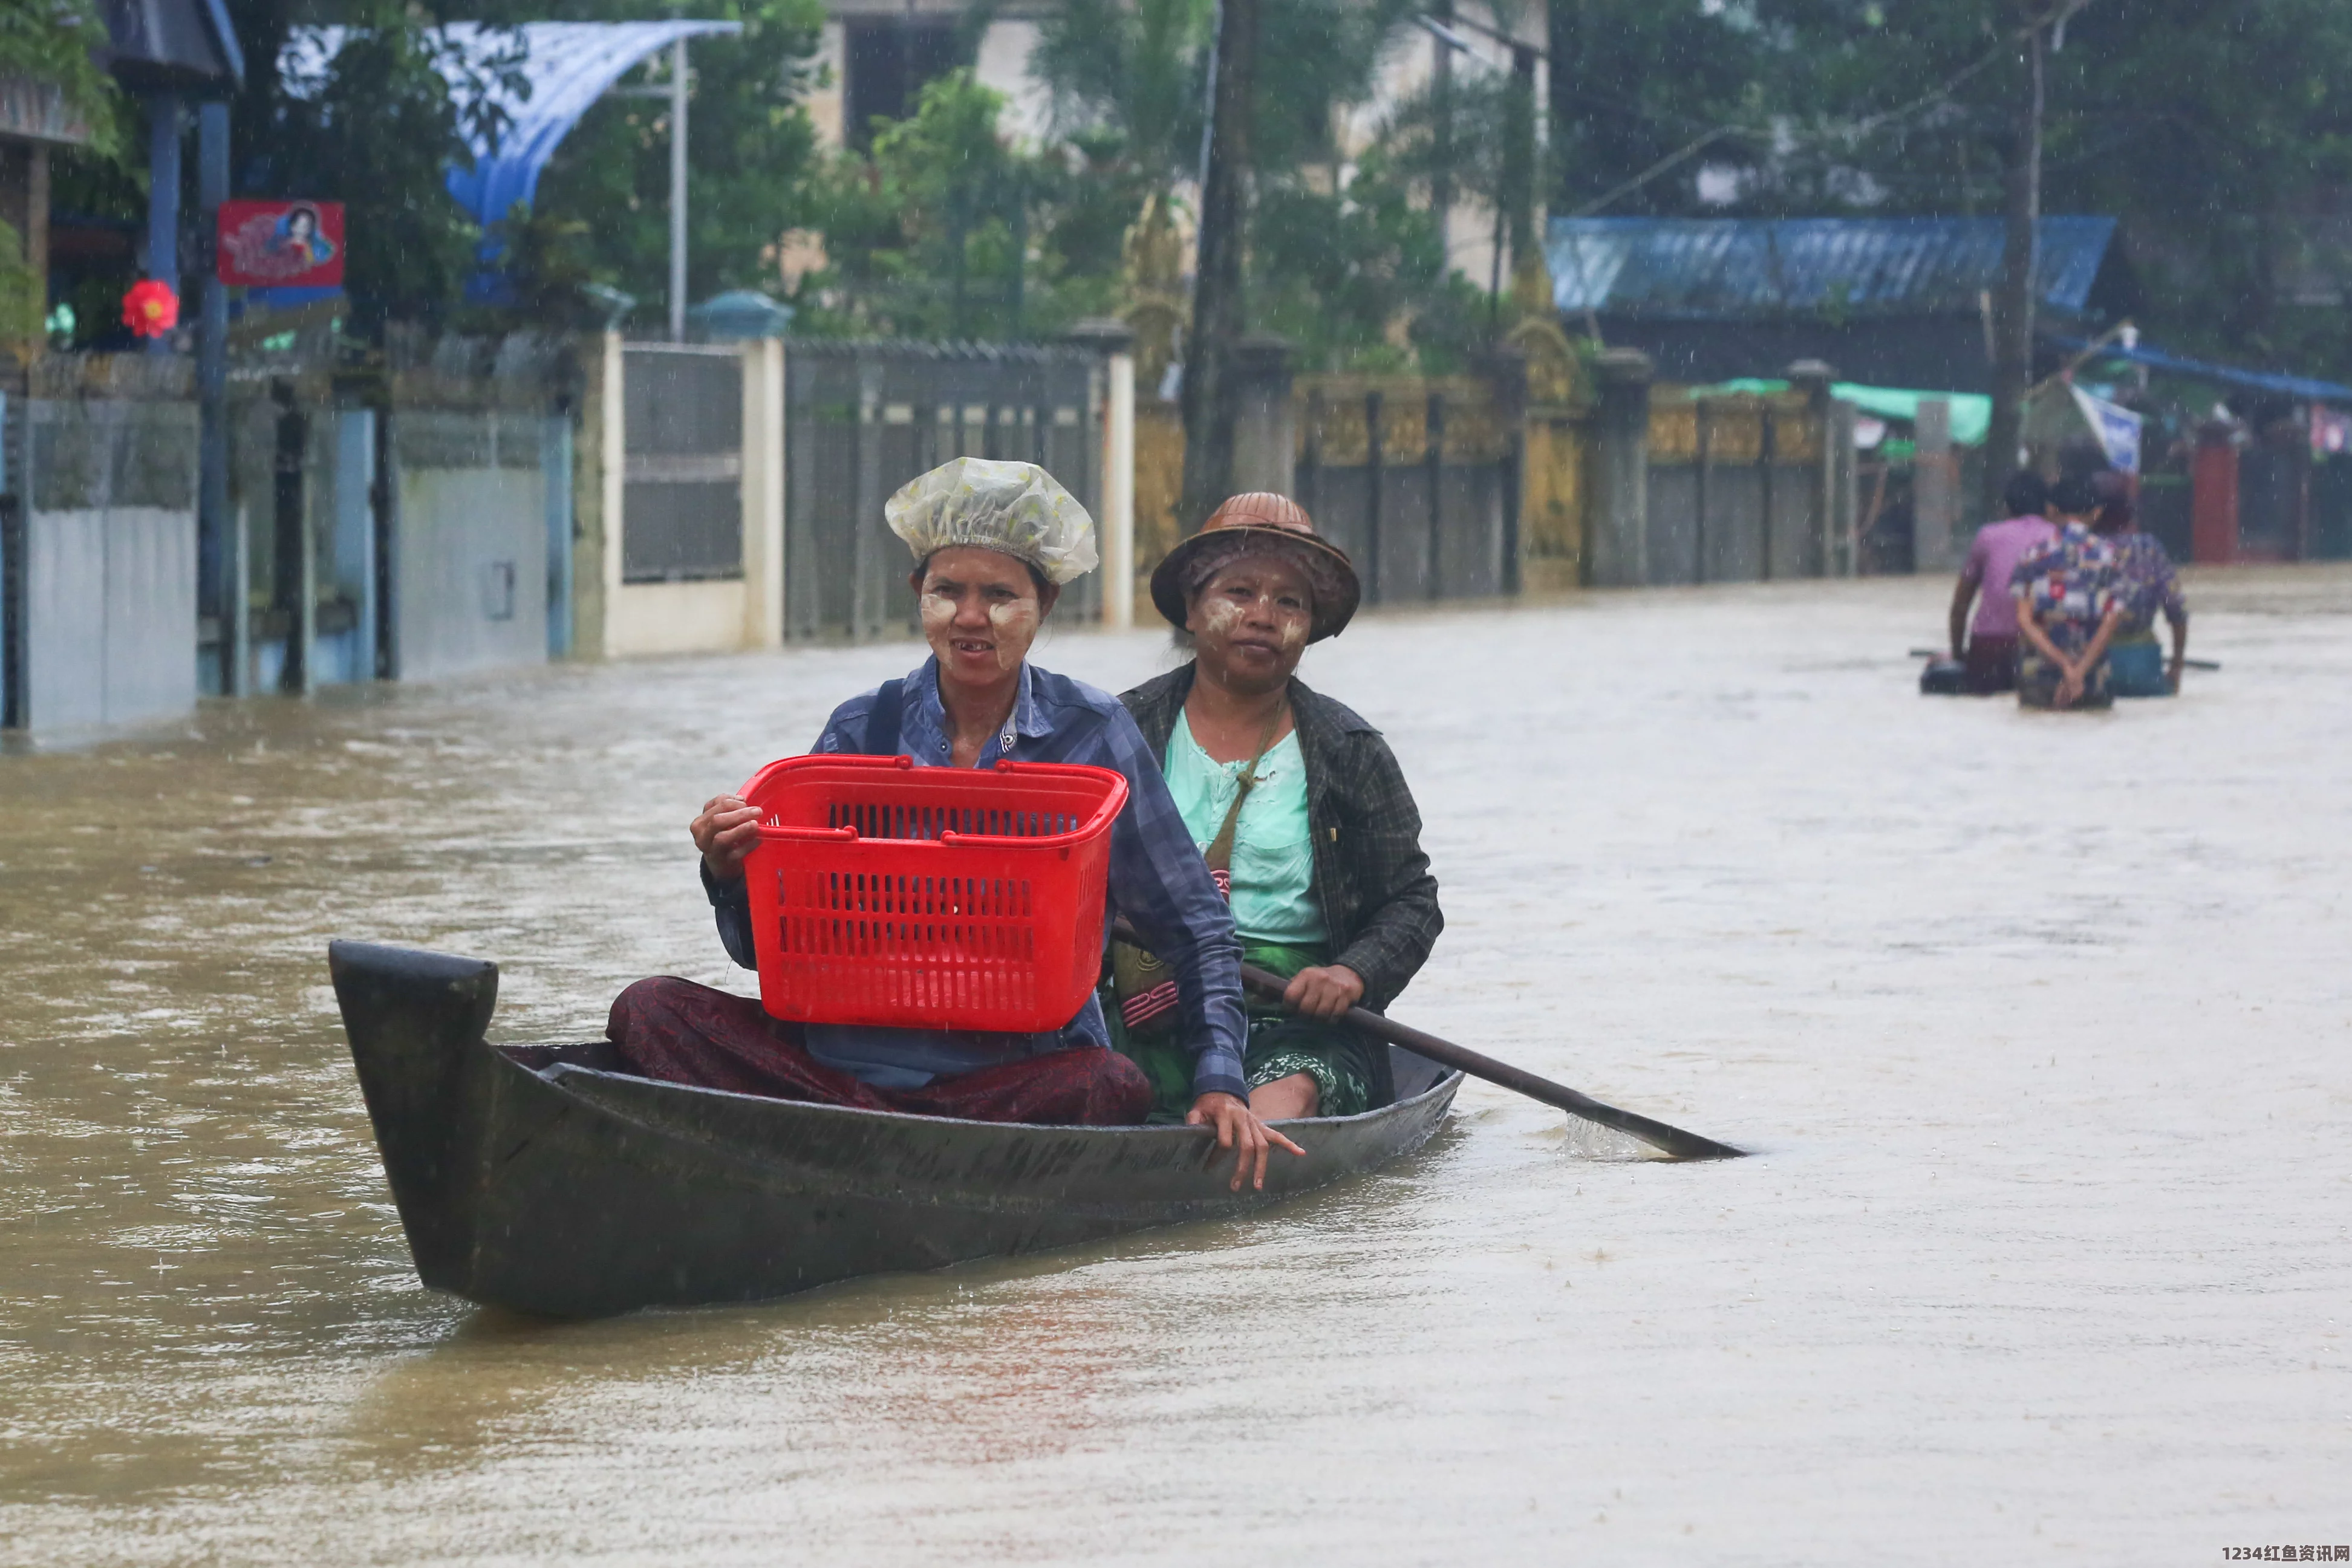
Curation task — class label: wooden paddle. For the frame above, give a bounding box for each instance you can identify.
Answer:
[1909,646,2219,671]
[1112,919,1746,1161]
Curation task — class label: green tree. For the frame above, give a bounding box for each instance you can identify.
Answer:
[1,0,119,148]
[10,0,122,348]
[1253,148,1481,371]
[2042,0,2352,368]
[802,70,1060,340]
[261,15,524,333]
[1031,0,1460,369]
[1030,0,1212,181]
[1546,0,1779,216]
[1549,0,2352,380]
[520,0,826,329]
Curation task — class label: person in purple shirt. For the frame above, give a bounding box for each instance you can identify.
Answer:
[607,458,1297,1189]
[1947,470,2059,694]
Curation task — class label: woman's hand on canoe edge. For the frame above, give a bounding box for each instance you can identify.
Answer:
[1187,1092,1306,1192]
[692,795,764,883]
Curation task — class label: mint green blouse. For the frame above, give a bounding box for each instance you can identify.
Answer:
[1163,710,1328,946]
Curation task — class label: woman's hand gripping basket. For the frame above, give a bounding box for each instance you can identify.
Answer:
[738,755,1130,1032]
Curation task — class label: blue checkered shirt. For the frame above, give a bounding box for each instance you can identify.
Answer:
[706,657,1248,1099]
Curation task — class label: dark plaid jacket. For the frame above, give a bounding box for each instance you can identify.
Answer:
[1120,666,1442,1013]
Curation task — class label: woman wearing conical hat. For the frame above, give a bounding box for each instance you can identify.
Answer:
[1112,493,1443,1123]
[613,459,1300,1189]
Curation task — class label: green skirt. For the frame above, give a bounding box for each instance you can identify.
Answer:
[1109,942,1393,1123]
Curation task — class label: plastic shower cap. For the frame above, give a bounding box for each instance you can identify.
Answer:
[884,458,1099,585]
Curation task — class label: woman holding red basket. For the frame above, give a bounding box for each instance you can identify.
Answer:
[609,458,1301,1190]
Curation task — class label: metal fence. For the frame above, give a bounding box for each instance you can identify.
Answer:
[783,341,1104,641]
[622,343,744,584]
[1645,392,1835,584]
[1293,376,1521,604]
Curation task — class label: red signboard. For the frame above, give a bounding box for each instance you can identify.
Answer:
[217,200,346,288]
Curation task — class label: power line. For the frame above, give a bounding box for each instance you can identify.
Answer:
[1565,42,2009,216]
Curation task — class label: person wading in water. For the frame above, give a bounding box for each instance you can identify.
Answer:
[1947,470,2059,695]
[610,458,1297,1189]
[2013,472,2126,711]
[1110,493,1442,1124]
[2090,469,2191,697]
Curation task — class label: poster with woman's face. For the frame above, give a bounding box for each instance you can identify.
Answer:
[218,200,345,287]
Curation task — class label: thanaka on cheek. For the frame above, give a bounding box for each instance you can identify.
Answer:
[1197,597,1244,637]
[919,591,959,659]
[986,599,1040,671]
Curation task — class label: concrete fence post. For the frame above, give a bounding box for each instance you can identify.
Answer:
[739,336,786,648]
[1787,359,1839,577]
[1479,344,1529,596]
[1066,318,1137,627]
[1589,348,1653,587]
[597,331,625,657]
[1106,347,1135,626]
[1913,397,1958,572]
[1831,399,1859,576]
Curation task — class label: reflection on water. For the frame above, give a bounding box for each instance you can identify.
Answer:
[4,570,2350,1562]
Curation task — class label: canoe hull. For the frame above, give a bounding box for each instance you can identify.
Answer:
[328,940,1460,1318]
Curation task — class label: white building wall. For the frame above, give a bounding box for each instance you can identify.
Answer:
[1351,0,1551,296]
[807,21,847,149]
[972,19,1054,149]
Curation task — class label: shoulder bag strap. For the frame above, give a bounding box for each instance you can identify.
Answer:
[861,679,907,756]
[1202,701,1286,877]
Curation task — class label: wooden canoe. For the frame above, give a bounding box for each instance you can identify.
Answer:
[327,940,1462,1318]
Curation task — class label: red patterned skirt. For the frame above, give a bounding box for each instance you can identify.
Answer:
[606,977,1150,1127]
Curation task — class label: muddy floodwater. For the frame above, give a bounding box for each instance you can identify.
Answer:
[2,571,2348,1564]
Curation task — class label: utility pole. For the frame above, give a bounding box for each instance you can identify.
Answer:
[669,37,689,340]
[1985,2,2085,512]
[1504,44,1537,274]
[1179,0,1257,528]
[1430,0,1453,260]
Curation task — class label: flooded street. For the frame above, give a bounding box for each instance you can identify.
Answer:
[3,571,2348,1564]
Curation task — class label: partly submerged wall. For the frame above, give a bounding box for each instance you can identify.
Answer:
[7,360,199,737]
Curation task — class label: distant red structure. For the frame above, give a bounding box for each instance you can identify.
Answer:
[2190,423,2240,565]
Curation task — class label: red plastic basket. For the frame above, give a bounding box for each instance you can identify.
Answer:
[738,754,1130,1032]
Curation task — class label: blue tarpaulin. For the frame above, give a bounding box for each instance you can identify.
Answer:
[284,21,740,294]
[2052,336,2352,406]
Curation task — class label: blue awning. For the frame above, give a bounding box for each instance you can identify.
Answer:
[2053,336,2352,406]
[284,21,741,226]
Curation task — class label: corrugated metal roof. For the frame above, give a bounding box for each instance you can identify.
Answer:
[1546,216,2117,320]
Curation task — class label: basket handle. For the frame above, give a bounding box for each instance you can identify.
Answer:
[754,825,858,844]
[937,827,1085,848]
